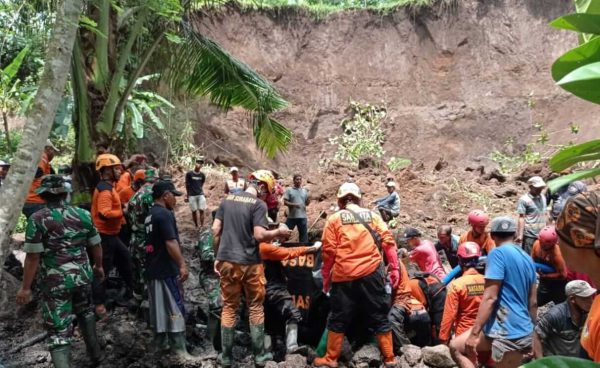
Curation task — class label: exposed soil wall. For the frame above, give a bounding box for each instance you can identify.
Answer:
[190,0,600,173]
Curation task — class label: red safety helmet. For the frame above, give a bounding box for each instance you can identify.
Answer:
[468,210,490,227]
[457,241,481,259]
[539,226,558,244]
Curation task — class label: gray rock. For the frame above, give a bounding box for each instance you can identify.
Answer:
[398,355,412,368]
[278,354,307,368]
[265,361,279,368]
[400,345,422,365]
[352,344,381,367]
[422,345,455,368]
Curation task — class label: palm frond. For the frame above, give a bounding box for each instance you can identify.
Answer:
[167,24,291,158]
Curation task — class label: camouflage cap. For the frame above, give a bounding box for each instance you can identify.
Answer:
[35,174,72,194]
[145,168,158,182]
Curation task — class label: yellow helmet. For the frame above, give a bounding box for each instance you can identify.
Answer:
[337,182,362,199]
[95,153,122,171]
[249,170,275,193]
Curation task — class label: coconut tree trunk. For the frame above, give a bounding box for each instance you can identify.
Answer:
[1,111,11,153]
[0,0,83,287]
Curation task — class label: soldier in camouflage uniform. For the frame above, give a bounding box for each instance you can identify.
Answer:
[16,175,105,368]
[126,168,158,304]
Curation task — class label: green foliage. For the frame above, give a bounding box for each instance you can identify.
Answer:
[548,0,600,187]
[387,157,411,171]
[14,213,27,234]
[163,118,204,168]
[490,143,542,174]
[167,29,291,158]
[330,101,386,165]
[0,128,21,159]
[115,74,173,140]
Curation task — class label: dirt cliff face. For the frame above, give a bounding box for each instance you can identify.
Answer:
[190,0,600,173]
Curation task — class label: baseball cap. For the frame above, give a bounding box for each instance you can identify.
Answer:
[45,139,60,152]
[336,182,361,199]
[567,181,587,195]
[565,280,597,298]
[196,156,205,163]
[386,181,397,188]
[134,169,145,182]
[0,160,10,166]
[403,227,422,239]
[490,216,517,233]
[152,180,183,198]
[527,176,546,188]
[230,166,239,173]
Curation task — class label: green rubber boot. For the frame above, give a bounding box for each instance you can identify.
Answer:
[50,345,71,368]
[217,326,234,367]
[153,332,169,353]
[169,332,194,359]
[77,313,102,364]
[250,324,273,367]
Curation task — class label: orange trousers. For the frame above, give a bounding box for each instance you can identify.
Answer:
[219,261,266,328]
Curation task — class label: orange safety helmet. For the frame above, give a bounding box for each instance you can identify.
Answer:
[133,169,146,182]
[457,241,481,260]
[95,154,122,171]
[249,170,275,193]
[467,210,490,227]
[539,226,558,244]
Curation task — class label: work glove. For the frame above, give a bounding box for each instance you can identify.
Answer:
[384,245,401,289]
[388,268,400,290]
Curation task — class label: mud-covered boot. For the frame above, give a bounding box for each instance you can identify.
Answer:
[169,332,194,360]
[313,331,344,368]
[217,326,234,367]
[77,313,103,365]
[285,323,307,355]
[50,345,71,368]
[153,332,169,353]
[250,324,273,367]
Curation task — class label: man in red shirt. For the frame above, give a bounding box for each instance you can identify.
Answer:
[406,228,446,279]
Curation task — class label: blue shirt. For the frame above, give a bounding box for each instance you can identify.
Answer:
[483,243,537,339]
[375,191,400,213]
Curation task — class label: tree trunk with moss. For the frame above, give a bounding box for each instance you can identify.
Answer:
[0,0,83,287]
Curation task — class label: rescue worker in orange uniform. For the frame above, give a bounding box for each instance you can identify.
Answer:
[407,273,446,344]
[212,170,292,367]
[315,182,400,368]
[440,242,485,347]
[22,139,59,218]
[390,261,432,350]
[259,236,322,354]
[115,154,146,193]
[91,154,136,317]
[118,169,145,206]
[459,210,495,255]
[531,225,568,306]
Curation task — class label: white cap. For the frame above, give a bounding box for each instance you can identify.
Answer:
[386,181,397,188]
[0,160,9,166]
[230,166,239,173]
[45,139,59,152]
[566,280,597,298]
[337,182,361,199]
[527,176,546,188]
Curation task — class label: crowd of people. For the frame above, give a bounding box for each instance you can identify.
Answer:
[8,145,600,368]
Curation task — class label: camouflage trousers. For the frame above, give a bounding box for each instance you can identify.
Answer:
[130,233,147,302]
[42,285,93,348]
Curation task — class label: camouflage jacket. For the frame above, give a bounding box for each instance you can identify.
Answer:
[127,182,154,238]
[24,204,101,292]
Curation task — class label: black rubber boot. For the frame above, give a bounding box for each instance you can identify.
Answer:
[218,326,234,367]
[153,332,169,353]
[77,313,102,365]
[50,345,71,368]
[250,324,273,367]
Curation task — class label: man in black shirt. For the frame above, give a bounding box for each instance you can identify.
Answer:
[185,157,207,228]
[212,169,292,367]
[145,181,192,359]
